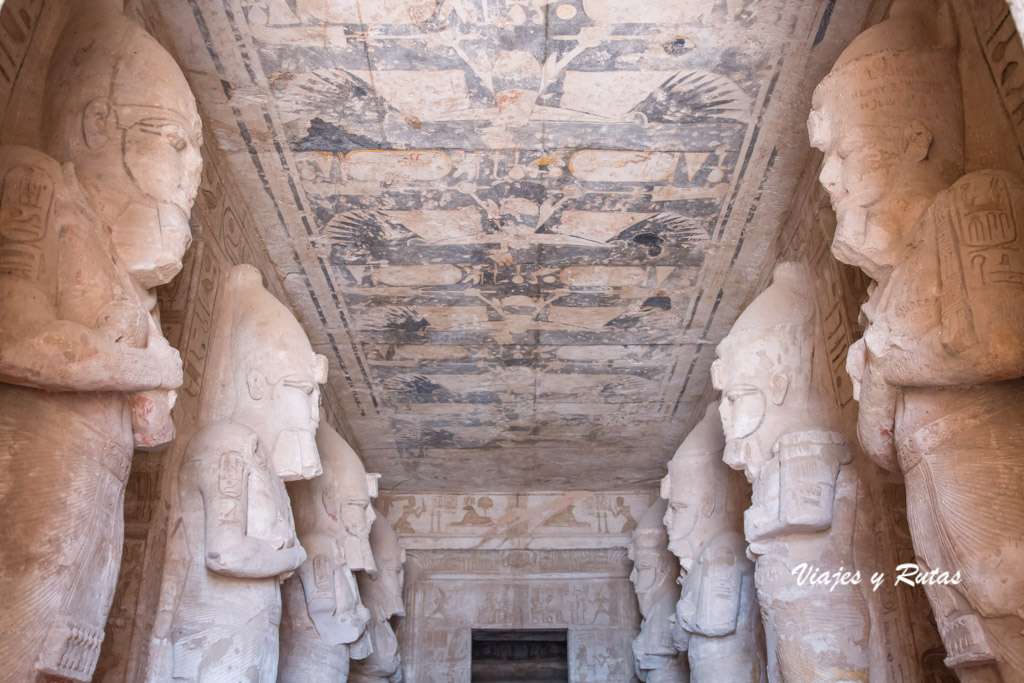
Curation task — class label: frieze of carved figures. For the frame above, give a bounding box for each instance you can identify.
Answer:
[711,262,870,682]
[628,499,690,683]
[144,264,327,682]
[0,4,201,680]
[809,1,1024,678]
[660,406,767,682]
[350,512,407,683]
[280,414,381,682]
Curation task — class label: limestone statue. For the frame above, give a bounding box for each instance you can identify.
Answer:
[279,415,381,682]
[711,262,870,682]
[350,512,407,683]
[628,499,690,683]
[0,5,201,681]
[152,264,327,682]
[660,406,766,682]
[810,1,1024,678]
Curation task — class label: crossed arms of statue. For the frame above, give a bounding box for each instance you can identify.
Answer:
[676,533,746,638]
[0,148,182,392]
[199,429,306,578]
[296,531,371,646]
[850,174,1024,469]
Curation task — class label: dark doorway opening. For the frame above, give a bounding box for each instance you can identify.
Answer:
[471,629,569,682]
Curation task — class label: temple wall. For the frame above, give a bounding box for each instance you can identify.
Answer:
[400,549,641,683]
[376,491,655,681]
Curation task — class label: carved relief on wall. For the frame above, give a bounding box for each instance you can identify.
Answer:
[378,490,656,550]
[966,0,1024,157]
[811,1,1024,678]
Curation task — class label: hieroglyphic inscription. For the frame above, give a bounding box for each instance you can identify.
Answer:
[402,549,639,683]
[0,163,51,279]
[379,490,655,550]
[0,0,43,117]
[968,0,1024,156]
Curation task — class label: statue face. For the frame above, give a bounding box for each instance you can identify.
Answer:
[664,496,699,568]
[376,559,406,618]
[266,373,322,481]
[102,108,202,289]
[712,356,771,480]
[629,544,661,595]
[809,45,963,282]
[47,13,204,290]
[815,125,931,280]
[122,114,202,212]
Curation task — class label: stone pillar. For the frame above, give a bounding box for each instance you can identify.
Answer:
[628,499,690,683]
[350,513,407,683]
[279,416,380,682]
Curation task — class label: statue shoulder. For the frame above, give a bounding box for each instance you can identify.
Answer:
[701,530,747,560]
[183,421,260,467]
[0,146,97,244]
[0,145,62,177]
[934,169,1024,246]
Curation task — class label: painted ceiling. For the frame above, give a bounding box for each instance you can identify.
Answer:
[142,0,871,491]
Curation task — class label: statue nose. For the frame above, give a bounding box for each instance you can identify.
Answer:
[819,154,841,193]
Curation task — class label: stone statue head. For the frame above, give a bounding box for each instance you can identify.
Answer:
[314,418,380,573]
[44,4,203,289]
[808,0,962,280]
[628,500,673,608]
[660,405,729,572]
[363,511,406,620]
[711,263,815,481]
[222,265,327,481]
[355,512,406,677]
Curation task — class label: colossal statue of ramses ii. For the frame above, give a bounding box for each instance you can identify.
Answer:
[0,4,201,681]
[811,0,1024,679]
[350,512,407,683]
[279,415,380,682]
[712,262,870,682]
[661,406,767,683]
[628,499,690,683]
[148,264,327,682]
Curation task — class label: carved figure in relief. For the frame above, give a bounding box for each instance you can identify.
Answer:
[392,495,426,534]
[280,415,380,682]
[711,263,870,682]
[628,499,690,683]
[660,406,767,682]
[152,265,327,682]
[0,5,201,681]
[350,513,407,683]
[810,2,1024,678]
